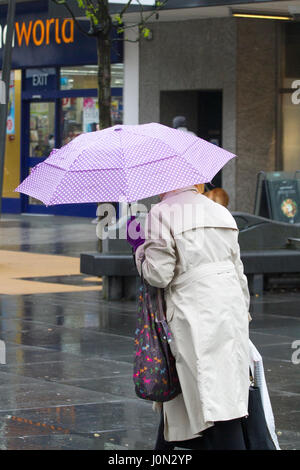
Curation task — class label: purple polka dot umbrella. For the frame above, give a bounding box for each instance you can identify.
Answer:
[15,123,236,204]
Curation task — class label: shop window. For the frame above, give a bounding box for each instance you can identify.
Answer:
[60,96,123,146]
[60,64,123,90]
[111,63,124,87]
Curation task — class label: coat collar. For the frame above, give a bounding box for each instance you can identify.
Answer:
[161,186,198,201]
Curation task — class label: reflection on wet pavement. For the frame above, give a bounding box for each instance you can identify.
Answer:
[0,214,98,257]
[0,214,300,449]
[0,402,156,450]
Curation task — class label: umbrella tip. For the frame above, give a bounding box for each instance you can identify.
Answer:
[114,126,123,132]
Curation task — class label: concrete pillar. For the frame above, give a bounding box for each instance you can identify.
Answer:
[236,19,277,213]
[123,26,139,126]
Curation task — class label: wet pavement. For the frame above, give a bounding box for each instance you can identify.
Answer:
[0,213,299,450]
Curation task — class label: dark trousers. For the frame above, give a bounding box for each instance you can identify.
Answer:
[154,411,247,450]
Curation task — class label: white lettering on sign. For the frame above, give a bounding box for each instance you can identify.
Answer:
[0,24,15,49]
[291,80,300,105]
[0,79,5,104]
[32,74,48,86]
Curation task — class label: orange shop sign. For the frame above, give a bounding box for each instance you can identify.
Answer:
[0,18,74,49]
[0,16,121,68]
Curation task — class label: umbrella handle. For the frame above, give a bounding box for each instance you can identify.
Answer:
[128,203,138,271]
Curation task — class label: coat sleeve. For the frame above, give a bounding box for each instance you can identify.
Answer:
[135,205,177,289]
[231,231,252,322]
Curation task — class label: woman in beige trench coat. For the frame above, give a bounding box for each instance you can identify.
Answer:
[132,185,251,449]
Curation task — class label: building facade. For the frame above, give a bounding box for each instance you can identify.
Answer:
[1,1,300,215]
[134,0,300,212]
[0,0,123,217]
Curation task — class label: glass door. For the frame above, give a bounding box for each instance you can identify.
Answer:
[29,101,55,160]
[23,100,56,211]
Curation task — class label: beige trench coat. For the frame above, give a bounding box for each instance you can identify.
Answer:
[135,187,250,442]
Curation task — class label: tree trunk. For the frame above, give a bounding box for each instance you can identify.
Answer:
[97,33,112,130]
[96,32,113,254]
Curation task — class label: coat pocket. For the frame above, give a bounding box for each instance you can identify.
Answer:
[165,290,176,323]
[164,297,178,360]
[166,304,175,324]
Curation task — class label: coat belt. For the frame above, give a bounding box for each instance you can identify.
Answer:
[170,260,235,288]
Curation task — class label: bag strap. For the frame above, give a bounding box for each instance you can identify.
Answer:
[156,288,166,322]
[140,256,145,282]
[139,256,166,323]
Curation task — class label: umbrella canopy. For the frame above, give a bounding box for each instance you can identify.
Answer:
[15,123,236,204]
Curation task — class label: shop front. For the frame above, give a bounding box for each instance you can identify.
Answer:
[0,11,123,217]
